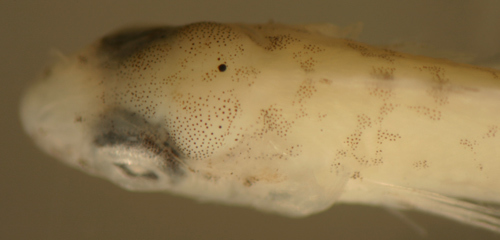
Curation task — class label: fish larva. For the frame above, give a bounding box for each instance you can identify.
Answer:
[20,22,500,232]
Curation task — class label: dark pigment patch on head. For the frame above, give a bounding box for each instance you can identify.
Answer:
[93,109,185,177]
[98,26,178,62]
[218,64,227,72]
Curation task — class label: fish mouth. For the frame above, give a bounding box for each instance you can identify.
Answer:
[19,74,91,162]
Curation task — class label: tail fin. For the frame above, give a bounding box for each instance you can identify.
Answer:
[368,180,500,233]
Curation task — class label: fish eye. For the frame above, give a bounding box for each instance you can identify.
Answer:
[218,64,227,72]
[113,163,159,180]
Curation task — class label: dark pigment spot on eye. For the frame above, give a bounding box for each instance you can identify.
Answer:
[218,64,227,72]
[93,109,184,178]
[113,163,159,180]
[98,26,178,63]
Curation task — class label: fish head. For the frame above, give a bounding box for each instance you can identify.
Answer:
[20,22,342,216]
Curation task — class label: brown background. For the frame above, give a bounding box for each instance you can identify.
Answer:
[2,0,500,239]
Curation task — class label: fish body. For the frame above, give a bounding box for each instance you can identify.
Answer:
[20,22,500,231]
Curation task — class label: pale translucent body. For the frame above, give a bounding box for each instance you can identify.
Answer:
[20,22,500,232]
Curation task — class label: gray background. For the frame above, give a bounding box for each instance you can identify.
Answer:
[2,0,500,239]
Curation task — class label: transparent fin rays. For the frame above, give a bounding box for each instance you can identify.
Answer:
[368,180,500,233]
